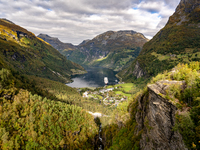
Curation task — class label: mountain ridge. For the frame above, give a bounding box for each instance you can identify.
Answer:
[0,18,86,83]
[117,0,200,81]
[39,30,149,71]
[37,33,76,52]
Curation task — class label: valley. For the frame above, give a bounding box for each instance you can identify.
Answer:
[0,0,200,149]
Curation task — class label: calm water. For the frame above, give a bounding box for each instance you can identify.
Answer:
[66,67,119,88]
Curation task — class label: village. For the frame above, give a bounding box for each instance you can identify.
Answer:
[79,77,134,107]
[82,86,128,107]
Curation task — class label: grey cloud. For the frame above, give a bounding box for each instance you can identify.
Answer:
[138,1,163,13]
[0,0,180,44]
[157,17,169,28]
[164,0,180,7]
[84,0,138,9]
[142,0,180,8]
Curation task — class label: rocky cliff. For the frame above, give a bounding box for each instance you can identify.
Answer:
[135,80,187,150]
[167,0,200,26]
[118,0,200,81]
[132,61,146,79]
[103,62,200,149]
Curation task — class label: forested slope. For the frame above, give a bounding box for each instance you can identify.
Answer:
[0,19,86,83]
[118,0,200,82]
[0,68,99,149]
[102,62,200,149]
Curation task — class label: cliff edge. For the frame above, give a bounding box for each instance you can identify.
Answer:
[134,80,187,150]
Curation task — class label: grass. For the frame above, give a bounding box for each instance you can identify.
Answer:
[120,55,133,65]
[91,94,103,99]
[151,52,171,61]
[115,91,132,97]
[116,83,136,92]
[107,83,135,92]
[107,83,140,100]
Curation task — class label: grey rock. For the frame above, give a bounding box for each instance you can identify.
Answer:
[135,80,187,150]
[132,61,146,78]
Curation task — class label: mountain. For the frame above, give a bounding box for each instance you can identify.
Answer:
[39,30,149,71]
[37,33,76,53]
[0,19,86,83]
[73,30,148,71]
[117,0,200,81]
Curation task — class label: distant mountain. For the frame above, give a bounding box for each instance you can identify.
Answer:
[0,19,86,83]
[78,39,90,46]
[39,31,148,71]
[117,0,200,82]
[76,30,148,71]
[37,33,76,53]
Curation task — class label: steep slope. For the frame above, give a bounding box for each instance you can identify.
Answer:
[103,62,200,149]
[133,62,200,149]
[40,30,148,71]
[0,19,86,83]
[0,69,98,149]
[118,0,200,81]
[37,33,76,54]
[76,30,148,71]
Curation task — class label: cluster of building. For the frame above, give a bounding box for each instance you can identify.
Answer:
[82,87,127,107]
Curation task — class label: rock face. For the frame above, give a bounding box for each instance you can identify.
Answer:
[135,80,187,150]
[132,61,146,79]
[168,0,200,26]
[148,80,186,95]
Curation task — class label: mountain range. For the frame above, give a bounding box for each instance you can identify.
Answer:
[38,30,149,71]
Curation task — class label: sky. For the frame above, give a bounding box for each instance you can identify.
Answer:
[0,0,180,45]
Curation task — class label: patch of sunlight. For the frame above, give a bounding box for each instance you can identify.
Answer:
[151,52,171,61]
[37,37,51,46]
[96,54,110,62]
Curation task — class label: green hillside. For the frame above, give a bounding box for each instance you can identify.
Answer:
[0,19,86,83]
[118,0,200,81]
[71,31,148,71]
[0,69,98,149]
[103,62,200,149]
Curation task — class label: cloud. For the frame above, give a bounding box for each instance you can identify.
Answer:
[0,0,180,45]
[138,1,163,13]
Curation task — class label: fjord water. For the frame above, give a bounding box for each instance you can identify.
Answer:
[67,67,119,88]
